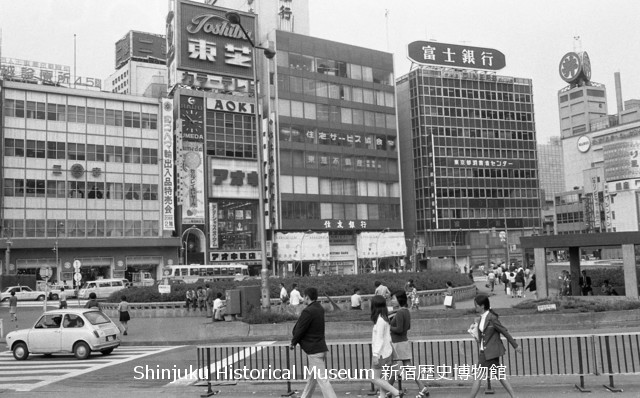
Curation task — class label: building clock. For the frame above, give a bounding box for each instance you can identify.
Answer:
[181,108,203,135]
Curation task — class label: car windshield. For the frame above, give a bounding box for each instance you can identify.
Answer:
[1,287,11,293]
[83,311,111,325]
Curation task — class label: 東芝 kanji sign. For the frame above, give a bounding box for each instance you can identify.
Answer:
[407,41,505,71]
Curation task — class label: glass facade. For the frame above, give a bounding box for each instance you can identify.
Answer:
[398,67,541,262]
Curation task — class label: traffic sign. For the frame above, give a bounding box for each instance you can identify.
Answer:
[73,260,81,270]
[73,273,82,283]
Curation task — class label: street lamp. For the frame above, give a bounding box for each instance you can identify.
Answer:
[182,225,198,265]
[3,230,13,276]
[225,11,273,309]
[452,229,461,272]
[294,230,313,276]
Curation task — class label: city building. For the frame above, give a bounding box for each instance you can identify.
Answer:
[104,31,167,97]
[537,136,565,234]
[265,30,403,276]
[0,79,179,284]
[397,61,541,271]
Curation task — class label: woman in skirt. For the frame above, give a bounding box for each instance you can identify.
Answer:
[118,295,131,335]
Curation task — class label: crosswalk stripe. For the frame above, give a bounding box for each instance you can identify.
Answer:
[0,345,182,392]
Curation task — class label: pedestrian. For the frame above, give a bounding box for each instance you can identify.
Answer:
[374,280,391,300]
[601,279,618,296]
[290,283,302,306]
[487,269,496,292]
[407,280,420,310]
[290,287,337,398]
[468,269,474,282]
[501,270,508,293]
[280,282,289,305]
[369,295,404,398]
[205,283,214,317]
[59,287,68,309]
[514,270,525,298]
[495,266,502,285]
[118,295,130,335]
[579,270,593,296]
[444,281,456,309]
[197,286,206,311]
[525,274,537,300]
[84,292,100,309]
[507,271,516,298]
[9,291,18,323]
[213,292,226,321]
[185,288,194,311]
[468,294,521,398]
[388,291,430,398]
[351,287,362,310]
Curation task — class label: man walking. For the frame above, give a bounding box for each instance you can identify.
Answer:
[290,283,302,306]
[579,270,593,296]
[59,287,68,309]
[9,291,18,325]
[290,287,337,398]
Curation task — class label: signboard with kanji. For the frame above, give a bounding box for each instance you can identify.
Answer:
[446,157,519,169]
[603,140,640,182]
[407,41,505,71]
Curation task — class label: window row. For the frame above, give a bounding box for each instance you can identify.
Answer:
[280,150,398,175]
[421,86,532,103]
[281,201,401,221]
[278,75,395,107]
[435,207,540,220]
[277,51,394,85]
[422,106,533,122]
[3,99,158,129]
[427,127,535,141]
[280,175,400,198]
[435,187,539,199]
[278,99,396,129]
[3,179,158,200]
[557,211,585,224]
[4,139,158,164]
[205,112,257,159]
[2,219,160,238]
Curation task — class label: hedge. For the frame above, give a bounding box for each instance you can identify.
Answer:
[106,271,472,303]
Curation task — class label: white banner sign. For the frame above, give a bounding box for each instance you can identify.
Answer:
[357,231,406,259]
[181,142,205,224]
[161,99,175,230]
[209,202,218,249]
[275,232,330,261]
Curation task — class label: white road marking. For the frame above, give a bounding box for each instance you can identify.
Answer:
[169,341,276,387]
[0,345,182,392]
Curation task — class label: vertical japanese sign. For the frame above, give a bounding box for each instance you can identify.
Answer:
[181,142,205,224]
[591,177,601,229]
[209,202,219,249]
[161,99,175,230]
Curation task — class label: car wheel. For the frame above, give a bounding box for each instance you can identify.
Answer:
[36,295,45,301]
[1,297,8,302]
[51,294,59,300]
[100,348,114,355]
[73,342,91,360]
[13,342,29,360]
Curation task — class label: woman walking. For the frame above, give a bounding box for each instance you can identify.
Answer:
[469,294,521,398]
[370,295,404,398]
[118,295,131,336]
[525,274,537,300]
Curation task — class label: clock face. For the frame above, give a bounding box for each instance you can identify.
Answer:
[182,108,203,134]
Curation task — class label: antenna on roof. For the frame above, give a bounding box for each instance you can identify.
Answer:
[384,9,390,52]
[573,36,582,52]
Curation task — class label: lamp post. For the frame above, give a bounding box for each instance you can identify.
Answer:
[182,225,198,265]
[452,229,461,272]
[3,233,12,276]
[225,12,275,310]
[296,230,313,276]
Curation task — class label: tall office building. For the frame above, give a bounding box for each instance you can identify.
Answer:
[265,30,404,276]
[538,136,565,234]
[397,65,541,270]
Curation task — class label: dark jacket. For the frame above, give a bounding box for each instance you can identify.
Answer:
[291,301,328,355]
[474,311,518,360]
[390,307,410,343]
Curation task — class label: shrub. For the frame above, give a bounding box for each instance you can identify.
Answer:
[106,271,471,303]
[241,309,298,324]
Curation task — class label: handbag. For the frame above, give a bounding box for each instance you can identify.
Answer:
[444,295,453,307]
[467,322,479,342]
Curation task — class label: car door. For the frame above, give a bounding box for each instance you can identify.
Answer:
[60,314,86,351]
[21,286,37,300]
[28,314,63,353]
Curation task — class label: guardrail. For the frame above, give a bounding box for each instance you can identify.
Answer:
[195,332,640,395]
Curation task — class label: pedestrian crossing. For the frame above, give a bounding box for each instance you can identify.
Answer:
[0,345,178,392]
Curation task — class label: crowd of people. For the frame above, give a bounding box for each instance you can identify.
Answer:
[184,284,227,321]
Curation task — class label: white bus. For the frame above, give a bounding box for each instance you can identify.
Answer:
[167,264,250,284]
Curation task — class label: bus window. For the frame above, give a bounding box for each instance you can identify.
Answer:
[190,268,199,276]
[234,267,241,274]
[213,268,221,275]
[243,268,249,276]
[180,268,188,276]
[206,268,214,276]
[200,268,207,276]
[221,268,228,275]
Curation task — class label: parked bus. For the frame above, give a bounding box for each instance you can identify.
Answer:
[167,264,250,283]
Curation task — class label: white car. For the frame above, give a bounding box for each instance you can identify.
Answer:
[44,284,78,300]
[1,286,46,302]
[6,309,121,360]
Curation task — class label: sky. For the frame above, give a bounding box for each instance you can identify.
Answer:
[1,0,639,143]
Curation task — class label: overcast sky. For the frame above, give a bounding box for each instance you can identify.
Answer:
[1,0,639,143]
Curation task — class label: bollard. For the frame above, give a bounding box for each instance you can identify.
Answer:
[574,337,591,392]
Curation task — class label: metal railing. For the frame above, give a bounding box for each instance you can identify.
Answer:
[195,332,640,395]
